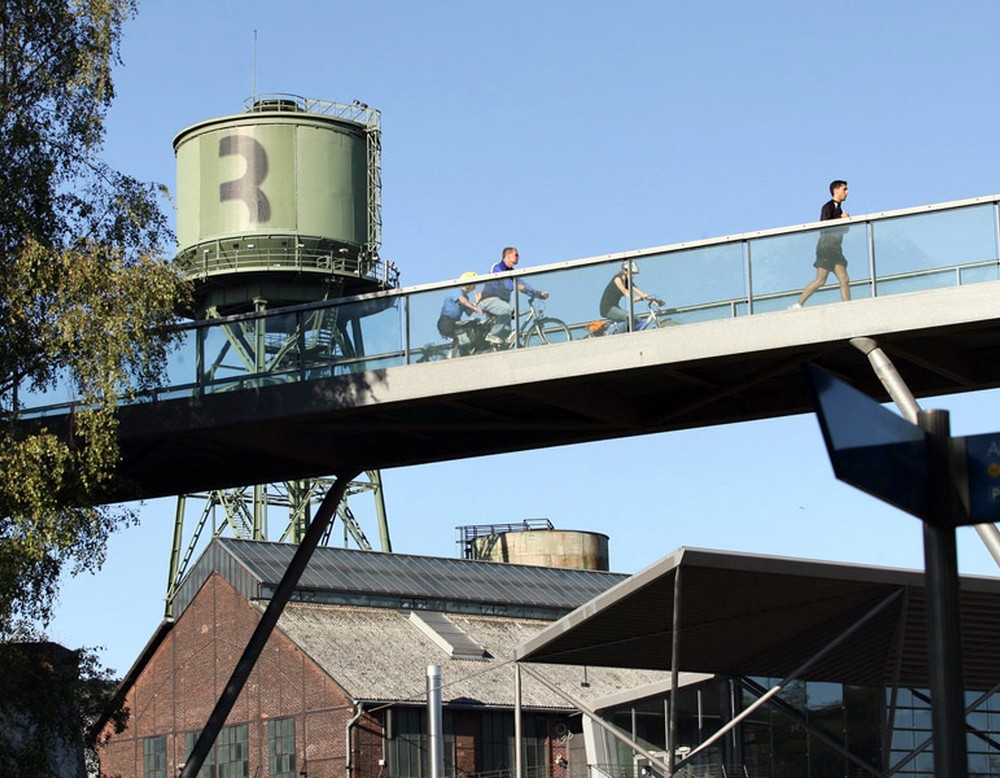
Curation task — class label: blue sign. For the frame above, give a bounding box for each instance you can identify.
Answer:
[805,364,933,521]
[962,433,1000,525]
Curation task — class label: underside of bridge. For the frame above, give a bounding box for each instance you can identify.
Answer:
[75,281,1000,500]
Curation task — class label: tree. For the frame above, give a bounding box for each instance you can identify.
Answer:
[0,0,188,640]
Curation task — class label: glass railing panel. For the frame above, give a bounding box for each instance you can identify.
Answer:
[12,197,1000,416]
[16,328,199,411]
[297,305,351,377]
[960,262,1000,285]
[141,385,198,403]
[405,280,480,363]
[513,261,618,342]
[198,315,264,391]
[13,367,77,413]
[876,267,962,297]
[872,204,998,296]
[325,295,406,373]
[498,267,569,348]
[162,325,200,392]
[749,224,871,312]
[647,242,746,323]
[255,310,305,383]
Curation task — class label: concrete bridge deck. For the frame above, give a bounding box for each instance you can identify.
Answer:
[107,280,1000,499]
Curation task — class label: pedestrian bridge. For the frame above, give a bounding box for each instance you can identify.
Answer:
[18,195,1000,499]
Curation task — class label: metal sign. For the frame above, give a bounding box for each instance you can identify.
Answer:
[805,363,932,521]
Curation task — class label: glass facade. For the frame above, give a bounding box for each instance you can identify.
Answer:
[597,676,1000,778]
[387,706,455,778]
[479,711,548,776]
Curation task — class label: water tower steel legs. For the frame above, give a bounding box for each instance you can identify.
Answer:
[165,472,390,617]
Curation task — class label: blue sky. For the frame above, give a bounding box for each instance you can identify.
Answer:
[45,1,1000,676]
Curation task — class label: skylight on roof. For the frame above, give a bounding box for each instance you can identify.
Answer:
[407,611,491,661]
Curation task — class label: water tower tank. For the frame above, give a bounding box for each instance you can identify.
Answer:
[471,529,610,571]
[173,94,395,316]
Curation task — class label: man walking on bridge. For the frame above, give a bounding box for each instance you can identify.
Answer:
[478,246,548,344]
[791,180,851,308]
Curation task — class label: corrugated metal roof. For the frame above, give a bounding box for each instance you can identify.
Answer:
[172,538,627,620]
[273,602,666,709]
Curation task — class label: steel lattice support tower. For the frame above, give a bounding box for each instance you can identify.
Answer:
[165,472,390,616]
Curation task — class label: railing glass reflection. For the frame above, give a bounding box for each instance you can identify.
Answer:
[15,196,1000,415]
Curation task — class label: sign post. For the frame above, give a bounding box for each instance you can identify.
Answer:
[805,364,969,778]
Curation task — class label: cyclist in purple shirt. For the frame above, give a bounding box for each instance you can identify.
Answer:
[477,247,548,344]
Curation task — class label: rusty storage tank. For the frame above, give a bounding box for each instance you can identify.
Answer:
[467,523,610,571]
[172,94,395,316]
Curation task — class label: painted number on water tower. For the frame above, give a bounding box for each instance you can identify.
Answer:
[218,135,271,223]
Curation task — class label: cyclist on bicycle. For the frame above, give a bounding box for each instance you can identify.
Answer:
[477,246,548,345]
[437,271,483,339]
[599,260,658,330]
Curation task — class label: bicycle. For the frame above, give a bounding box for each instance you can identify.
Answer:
[484,295,572,350]
[584,298,676,337]
[414,318,492,362]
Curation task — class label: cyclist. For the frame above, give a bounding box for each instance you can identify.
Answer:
[599,260,658,330]
[436,271,488,356]
[478,246,548,345]
[437,271,483,339]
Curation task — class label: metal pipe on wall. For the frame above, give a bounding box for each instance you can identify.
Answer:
[345,702,366,778]
[427,665,444,778]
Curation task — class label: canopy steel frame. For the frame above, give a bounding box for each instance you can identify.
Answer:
[515,588,903,777]
[673,588,904,773]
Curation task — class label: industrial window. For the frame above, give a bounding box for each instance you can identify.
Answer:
[143,735,167,778]
[480,711,548,777]
[268,718,296,778]
[386,706,455,778]
[183,724,249,778]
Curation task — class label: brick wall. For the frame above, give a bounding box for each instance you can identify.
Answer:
[99,573,363,778]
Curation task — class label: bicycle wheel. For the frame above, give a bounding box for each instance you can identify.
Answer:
[521,318,572,347]
[413,343,452,363]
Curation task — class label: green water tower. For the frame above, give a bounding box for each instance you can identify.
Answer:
[165,96,395,614]
[173,94,395,315]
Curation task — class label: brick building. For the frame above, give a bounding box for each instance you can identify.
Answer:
[98,539,663,778]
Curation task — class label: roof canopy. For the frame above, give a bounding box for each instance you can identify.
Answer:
[516,547,1000,690]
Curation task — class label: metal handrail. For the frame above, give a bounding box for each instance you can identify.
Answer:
[242,92,381,129]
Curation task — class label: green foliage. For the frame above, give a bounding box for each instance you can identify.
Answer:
[0,0,190,638]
